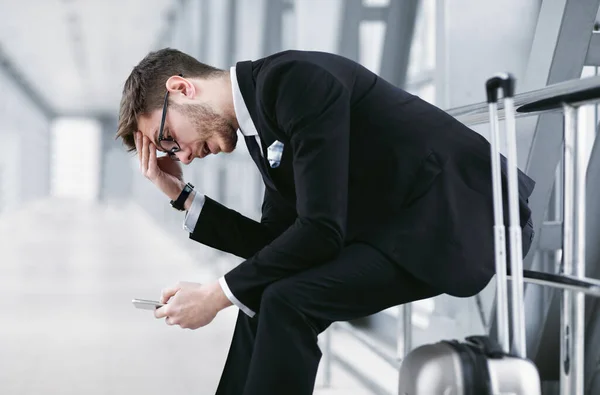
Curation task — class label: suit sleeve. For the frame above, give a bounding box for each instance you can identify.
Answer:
[189,186,296,259]
[223,61,351,312]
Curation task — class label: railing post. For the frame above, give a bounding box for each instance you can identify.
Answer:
[398,303,412,359]
[573,104,587,395]
[560,103,576,395]
[321,327,332,388]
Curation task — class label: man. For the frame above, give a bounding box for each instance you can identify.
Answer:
[116,48,536,394]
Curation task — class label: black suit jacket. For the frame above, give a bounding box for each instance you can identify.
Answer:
[190,50,535,312]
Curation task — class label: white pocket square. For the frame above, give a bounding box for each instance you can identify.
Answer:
[267,140,284,168]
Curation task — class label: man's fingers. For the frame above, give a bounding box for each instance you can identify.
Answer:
[154,305,169,319]
[141,135,149,175]
[148,143,159,178]
[155,307,178,326]
[135,132,142,168]
[160,286,180,304]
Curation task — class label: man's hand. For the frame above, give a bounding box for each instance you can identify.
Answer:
[154,281,232,330]
[135,131,186,201]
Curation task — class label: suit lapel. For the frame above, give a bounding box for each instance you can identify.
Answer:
[236,61,278,190]
[243,136,277,191]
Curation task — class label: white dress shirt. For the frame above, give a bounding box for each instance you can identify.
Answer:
[182,66,262,318]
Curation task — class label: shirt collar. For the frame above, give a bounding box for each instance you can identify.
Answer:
[230,66,258,137]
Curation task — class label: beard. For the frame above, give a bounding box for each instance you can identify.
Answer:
[175,102,238,153]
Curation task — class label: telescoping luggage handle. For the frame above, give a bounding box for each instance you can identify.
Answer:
[485,73,527,359]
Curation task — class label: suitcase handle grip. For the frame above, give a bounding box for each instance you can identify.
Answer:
[486,73,516,103]
[465,335,506,359]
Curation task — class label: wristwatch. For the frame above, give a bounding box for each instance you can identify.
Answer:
[170,183,194,211]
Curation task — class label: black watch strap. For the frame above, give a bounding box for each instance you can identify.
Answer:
[170,183,194,211]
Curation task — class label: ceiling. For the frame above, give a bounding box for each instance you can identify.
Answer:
[0,0,177,117]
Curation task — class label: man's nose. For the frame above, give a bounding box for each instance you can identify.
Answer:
[176,150,193,164]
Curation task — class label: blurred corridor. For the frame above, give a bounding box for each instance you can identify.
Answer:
[0,198,236,394]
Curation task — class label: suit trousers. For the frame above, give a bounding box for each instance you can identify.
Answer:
[214,242,442,395]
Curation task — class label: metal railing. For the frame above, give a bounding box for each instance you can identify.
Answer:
[517,270,600,295]
[447,75,600,125]
[321,74,600,395]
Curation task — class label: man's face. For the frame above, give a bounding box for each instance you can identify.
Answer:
[138,100,238,164]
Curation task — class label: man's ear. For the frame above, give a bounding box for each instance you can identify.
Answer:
[166,75,196,99]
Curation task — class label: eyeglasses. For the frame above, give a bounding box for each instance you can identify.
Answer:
[157,74,183,161]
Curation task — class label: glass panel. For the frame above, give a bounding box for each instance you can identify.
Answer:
[407,0,436,79]
[359,21,386,74]
[362,0,389,7]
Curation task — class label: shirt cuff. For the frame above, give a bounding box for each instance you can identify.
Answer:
[183,192,206,233]
[219,276,256,318]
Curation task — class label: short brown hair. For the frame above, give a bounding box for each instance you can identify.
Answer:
[116,48,223,152]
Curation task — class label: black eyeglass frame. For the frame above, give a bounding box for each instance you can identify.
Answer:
[157,73,184,160]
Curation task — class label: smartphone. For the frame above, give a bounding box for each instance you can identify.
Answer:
[132,298,165,310]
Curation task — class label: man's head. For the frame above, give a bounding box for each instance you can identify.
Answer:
[117,48,239,164]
